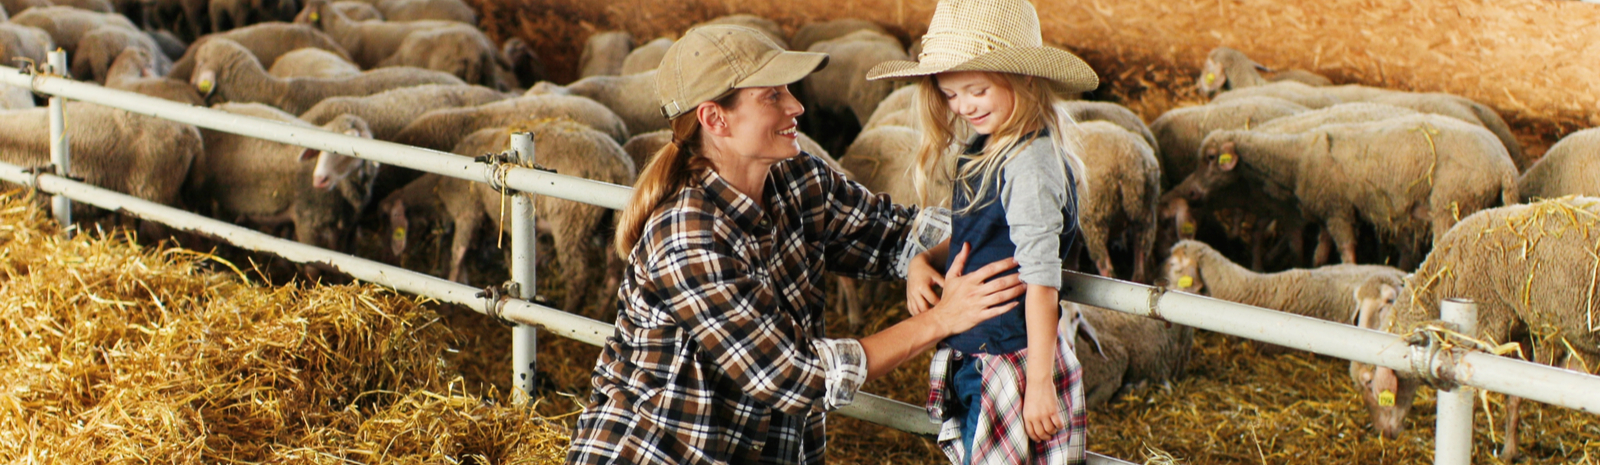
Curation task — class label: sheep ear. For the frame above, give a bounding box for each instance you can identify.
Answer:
[1218,142,1238,171]
[1252,60,1273,73]
[300,148,320,161]
[194,70,216,97]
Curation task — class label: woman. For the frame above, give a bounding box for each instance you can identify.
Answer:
[566,25,1027,465]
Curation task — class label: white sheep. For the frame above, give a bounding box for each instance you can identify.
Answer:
[0,102,202,209]
[190,38,465,114]
[10,6,137,57]
[70,26,171,83]
[577,30,630,78]
[377,24,511,90]
[379,120,636,314]
[0,22,54,77]
[617,37,670,75]
[169,23,352,80]
[184,102,376,257]
[268,46,361,79]
[389,93,628,152]
[530,70,662,136]
[298,83,507,141]
[105,47,205,106]
[1350,197,1600,462]
[1518,127,1600,201]
[1195,46,1331,97]
[1066,301,1193,408]
[347,0,473,23]
[801,29,907,125]
[1165,239,1405,330]
[293,0,466,69]
[1066,120,1162,283]
[791,18,888,53]
[1172,114,1519,268]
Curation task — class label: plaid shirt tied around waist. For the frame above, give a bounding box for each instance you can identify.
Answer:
[567,154,919,465]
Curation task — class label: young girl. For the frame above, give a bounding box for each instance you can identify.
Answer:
[867,0,1100,463]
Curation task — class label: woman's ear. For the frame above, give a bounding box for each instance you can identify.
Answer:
[697,102,730,137]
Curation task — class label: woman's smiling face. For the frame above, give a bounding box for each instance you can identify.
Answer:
[936,71,1015,135]
[718,85,806,162]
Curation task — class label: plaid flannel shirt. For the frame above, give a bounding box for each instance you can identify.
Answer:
[567,153,918,465]
[926,328,1087,465]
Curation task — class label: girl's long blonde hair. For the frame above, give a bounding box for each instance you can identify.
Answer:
[613,93,738,258]
[911,72,1088,219]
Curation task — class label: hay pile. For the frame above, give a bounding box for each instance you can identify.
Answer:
[0,190,567,464]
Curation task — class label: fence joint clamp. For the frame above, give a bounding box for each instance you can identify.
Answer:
[476,281,521,327]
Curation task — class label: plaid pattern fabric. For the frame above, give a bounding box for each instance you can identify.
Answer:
[567,153,918,465]
[927,329,1087,465]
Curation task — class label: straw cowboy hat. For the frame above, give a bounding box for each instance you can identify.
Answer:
[866,0,1098,92]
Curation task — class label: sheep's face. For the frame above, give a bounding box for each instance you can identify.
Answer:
[1196,58,1226,97]
[1174,139,1241,203]
[1349,280,1417,438]
[1163,242,1204,294]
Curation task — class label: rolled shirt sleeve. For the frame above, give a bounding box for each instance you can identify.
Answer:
[1000,139,1071,288]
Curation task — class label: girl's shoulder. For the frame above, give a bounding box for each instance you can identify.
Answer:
[1005,136,1065,174]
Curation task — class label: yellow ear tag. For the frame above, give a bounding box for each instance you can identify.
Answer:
[392,226,406,242]
[1180,222,1196,235]
[310,12,319,21]
[1204,73,1216,84]
[1378,390,1395,407]
[197,79,213,94]
[1218,153,1235,165]
[1178,276,1194,288]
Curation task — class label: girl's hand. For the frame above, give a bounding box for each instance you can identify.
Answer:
[1023,378,1065,442]
[923,243,1024,336]
[906,251,943,316]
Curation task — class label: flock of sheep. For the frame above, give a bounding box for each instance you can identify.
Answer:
[1,1,1597,459]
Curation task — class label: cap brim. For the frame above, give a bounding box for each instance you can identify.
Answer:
[738,50,829,88]
[866,46,1099,93]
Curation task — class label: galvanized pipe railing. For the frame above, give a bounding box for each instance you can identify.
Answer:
[45,51,71,236]
[509,132,539,405]
[1435,299,1478,465]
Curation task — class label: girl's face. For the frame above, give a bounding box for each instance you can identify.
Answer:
[936,71,1015,135]
[713,85,805,162]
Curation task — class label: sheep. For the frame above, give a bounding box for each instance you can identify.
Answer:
[1216,82,1526,169]
[1195,47,1331,97]
[375,24,509,89]
[860,83,918,131]
[1065,301,1193,408]
[54,0,115,12]
[389,93,628,152]
[500,36,544,87]
[1518,128,1600,201]
[0,102,201,209]
[69,26,172,83]
[1066,120,1161,283]
[293,0,463,69]
[1164,239,1405,328]
[1,85,33,109]
[168,23,352,80]
[1250,102,1418,134]
[1170,114,1519,268]
[364,0,472,23]
[695,14,787,49]
[791,18,888,53]
[10,6,138,56]
[620,128,842,175]
[379,120,636,314]
[576,30,630,78]
[0,0,51,17]
[530,70,662,135]
[1150,96,1307,188]
[800,29,906,125]
[0,22,55,73]
[190,38,465,114]
[146,29,187,61]
[298,83,506,141]
[105,47,205,105]
[617,36,670,75]
[268,46,360,79]
[1349,196,1600,461]
[1060,100,1157,151]
[184,102,376,256]
[332,0,379,20]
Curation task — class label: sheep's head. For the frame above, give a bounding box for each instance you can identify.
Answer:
[1197,57,1226,97]
[108,48,156,82]
[383,198,410,258]
[1163,240,1207,294]
[1348,276,1418,438]
[1158,195,1195,240]
[302,114,377,191]
[1172,135,1242,202]
[294,0,336,29]
[191,39,258,102]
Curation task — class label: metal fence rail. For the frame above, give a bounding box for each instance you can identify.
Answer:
[8,59,1600,464]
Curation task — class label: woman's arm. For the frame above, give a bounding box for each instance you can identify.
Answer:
[861,244,1024,382]
[1021,284,1064,441]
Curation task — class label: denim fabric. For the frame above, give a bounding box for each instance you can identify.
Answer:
[954,355,984,465]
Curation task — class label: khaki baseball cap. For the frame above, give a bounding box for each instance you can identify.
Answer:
[656,24,829,120]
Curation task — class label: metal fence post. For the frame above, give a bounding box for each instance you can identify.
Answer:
[47,49,71,236]
[1436,298,1478,465]
[510,132,538,405]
